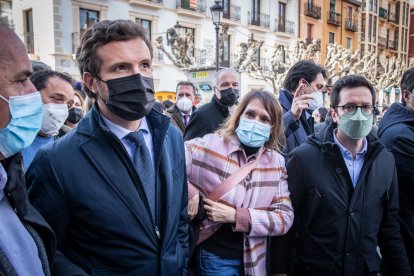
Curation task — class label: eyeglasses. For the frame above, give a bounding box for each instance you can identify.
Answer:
[335,104,374,115]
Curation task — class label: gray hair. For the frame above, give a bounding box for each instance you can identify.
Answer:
[214,68,240,87]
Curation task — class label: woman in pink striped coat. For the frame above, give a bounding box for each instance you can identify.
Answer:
[186,89,294,276]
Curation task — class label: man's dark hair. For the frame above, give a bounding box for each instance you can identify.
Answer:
[30,69,74,91]
[31,60,52,72]
[283,60,326,92]
[76,20,153,99]
[176,81,196,95]
[330,75,376,108]
[163,100,174,110]
[400,67,414,105]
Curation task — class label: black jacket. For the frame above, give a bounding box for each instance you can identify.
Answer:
[183,95,229,141]
[378,102,414,272]
[27,106,189,275]
[0,154,55,276]
[282,123,411,275]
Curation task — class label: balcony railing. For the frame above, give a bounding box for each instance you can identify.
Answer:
[379,7,388,19]
[327,11,341,26]
[378,36,387,47]
[343,0,362,7]
[304,3,321,19]
[248,11,270,29]
[176,0,206,13]
[388,12,399,24]
[388,40,398,50]
[345,19,357,31]
[223,4,241,22]
[275,17,295,34]
[153,47,164,62]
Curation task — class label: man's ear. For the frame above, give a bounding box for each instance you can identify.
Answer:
[214,86,221,99]
[331,107,339,124]
[83,72,97,94]
[402,90,410,105]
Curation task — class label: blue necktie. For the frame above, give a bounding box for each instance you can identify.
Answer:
[125,130,155,220]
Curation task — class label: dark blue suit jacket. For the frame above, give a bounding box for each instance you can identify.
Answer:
[27,106,189,275]
[279,88,314,156]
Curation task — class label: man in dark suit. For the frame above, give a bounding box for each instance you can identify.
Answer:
[26,20,188,275]
[183,68,240,141]
[0,23,55,276]
[166,81,197,134]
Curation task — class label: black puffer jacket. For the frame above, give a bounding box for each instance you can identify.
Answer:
[285,122,411,275]
[183,95,229,141]
[378,102,414,273]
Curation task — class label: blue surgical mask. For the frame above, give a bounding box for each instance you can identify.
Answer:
[0,92,44,158]
[236,118,271,147]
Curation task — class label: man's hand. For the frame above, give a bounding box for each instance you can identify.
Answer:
[204,198,236,223]
[291,82,314,120]
[188,193,199,220]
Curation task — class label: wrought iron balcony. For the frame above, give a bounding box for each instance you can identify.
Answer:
[345,19,357,32]
[387,40,398,51]
[275,17,294,34]
[343,0,362,7]
[304,3,321,19]
[379,7,388,19]
[176,0,206,13]
[388,12,399,24]
[223,4,241,22]
[378,36,387,47]
[327,11,341,26]
[248,11,270,29]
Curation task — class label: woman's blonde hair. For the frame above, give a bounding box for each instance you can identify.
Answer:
[217,89,285,153]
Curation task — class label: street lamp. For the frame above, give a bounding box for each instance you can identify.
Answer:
[210,0,223,71]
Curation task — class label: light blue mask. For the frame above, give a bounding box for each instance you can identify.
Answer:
[338,108,373,140]
[0,92,44,158]
[236,118,271,147]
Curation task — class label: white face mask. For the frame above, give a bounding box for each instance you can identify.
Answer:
[41,103,69,136]
[308,91,324,110]
[176,97,193,113]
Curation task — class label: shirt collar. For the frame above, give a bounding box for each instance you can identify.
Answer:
[179,109,192,118]
[333,129,368,158]
[100,114,150,140]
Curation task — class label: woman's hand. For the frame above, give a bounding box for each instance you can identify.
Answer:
[188,193,199,220]
[204,198,236,223]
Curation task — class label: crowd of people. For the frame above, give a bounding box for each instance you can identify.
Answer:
[0,19,413,276]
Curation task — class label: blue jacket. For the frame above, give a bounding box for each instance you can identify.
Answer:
[279,88,314,155]
[27,106,189,275]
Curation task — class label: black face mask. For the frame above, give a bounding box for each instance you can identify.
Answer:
[67,107,83,124]
[98,73,155,121]
[219,88,239,107]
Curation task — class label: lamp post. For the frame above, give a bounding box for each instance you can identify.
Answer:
[210,0,223,72]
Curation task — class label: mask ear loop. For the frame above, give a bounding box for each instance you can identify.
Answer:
[0,94,9,103]
[93,75,110,105]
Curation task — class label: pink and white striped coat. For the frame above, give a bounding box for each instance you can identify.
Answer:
[186,133,294,276]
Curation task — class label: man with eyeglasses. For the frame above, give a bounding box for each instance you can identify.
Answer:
[275,75,411,275]
[378,67,414,273]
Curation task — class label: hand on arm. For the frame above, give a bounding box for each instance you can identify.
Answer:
[188,193,199,220]
[204,198,236,223]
